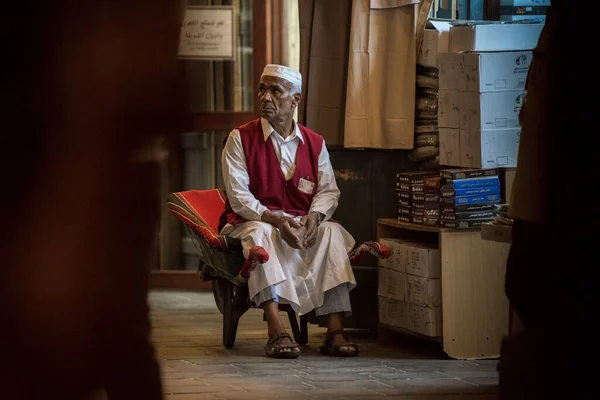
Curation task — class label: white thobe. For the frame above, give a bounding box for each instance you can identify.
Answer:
[221,118,356,315]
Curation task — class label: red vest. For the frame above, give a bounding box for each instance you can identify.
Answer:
[219,118,324,231]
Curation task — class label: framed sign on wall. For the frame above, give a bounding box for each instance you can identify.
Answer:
[178,6,235,60]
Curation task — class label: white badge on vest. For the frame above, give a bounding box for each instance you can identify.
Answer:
[298,176,316,194]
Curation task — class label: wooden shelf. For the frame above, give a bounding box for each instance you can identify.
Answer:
[378,218,481,233]
[376,218,510,360]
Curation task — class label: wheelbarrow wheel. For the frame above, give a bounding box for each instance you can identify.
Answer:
[217,277,249,349]
[221,278,239,349]
[212,278,225,314]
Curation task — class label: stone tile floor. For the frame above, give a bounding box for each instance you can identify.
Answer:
[149,290,499,400]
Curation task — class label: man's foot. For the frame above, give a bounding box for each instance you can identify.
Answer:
[320,329,359,357]
[265,332,300,359]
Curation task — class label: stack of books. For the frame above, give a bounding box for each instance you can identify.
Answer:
[412,175,442,227]
[396,171,439,225]
[438,168,501,228]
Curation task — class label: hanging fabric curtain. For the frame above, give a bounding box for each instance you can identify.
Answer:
[299,0,422,149]
[298,0,352,147]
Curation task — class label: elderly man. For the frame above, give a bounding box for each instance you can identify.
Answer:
[220,64,358,358]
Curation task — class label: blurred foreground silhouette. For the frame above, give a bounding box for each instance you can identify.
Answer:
[1,1,184,399]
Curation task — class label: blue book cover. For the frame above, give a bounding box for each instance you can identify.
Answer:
[453,186,500,197]
[447,176,500,189]
[454,193,501,205]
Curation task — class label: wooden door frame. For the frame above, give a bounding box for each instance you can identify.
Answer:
[151,1,271,291]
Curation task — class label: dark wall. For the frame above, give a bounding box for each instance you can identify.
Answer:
[329,148,420,267]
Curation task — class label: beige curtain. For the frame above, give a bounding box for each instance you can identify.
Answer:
[299,0,421,149]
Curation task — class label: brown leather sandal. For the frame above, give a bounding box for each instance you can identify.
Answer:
[319,329,359,357]
[265,332,301,359]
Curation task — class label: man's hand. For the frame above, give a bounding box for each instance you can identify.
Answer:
[261,211,303,249]
[300,212,322,248]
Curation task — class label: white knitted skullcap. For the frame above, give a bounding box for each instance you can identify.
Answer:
[261,64,302,93]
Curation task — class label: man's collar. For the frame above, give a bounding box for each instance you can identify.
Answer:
[260,118,303,143]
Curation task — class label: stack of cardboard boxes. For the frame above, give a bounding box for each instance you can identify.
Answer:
[429,21,544,169]
[378,239,442,337]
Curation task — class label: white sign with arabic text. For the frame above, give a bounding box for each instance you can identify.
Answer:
[178,6,234,60]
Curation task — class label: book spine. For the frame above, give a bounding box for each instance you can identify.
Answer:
[448,176,500,189]
[454,193,501,205]
[440,168,499,180]
[441,210,496,221]
[442,219,492,229]
[441,186,501,198]
[441,201,499,213]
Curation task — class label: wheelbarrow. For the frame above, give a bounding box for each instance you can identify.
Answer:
[167,189,391,348]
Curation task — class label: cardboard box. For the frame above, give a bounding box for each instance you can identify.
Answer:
[438,89,459,128]
[408,303,442,337]
[459,91,525,131]
[406,274,442,308]
[377,268,406,302]
[449,22,544,52]
[417,20,452,68]
[378,297,442,337]
[439,128,461,167]
[439,51,532,92]
[406,243,441,279]
[377,238,393,270]
[378,238,406,273]
[461,129,520,168]
[378,296,408,328]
